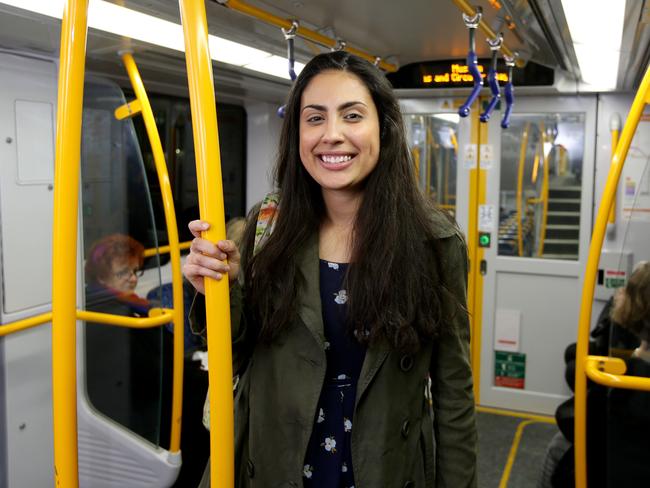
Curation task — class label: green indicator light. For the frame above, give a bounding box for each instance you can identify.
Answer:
[478,233,491,248]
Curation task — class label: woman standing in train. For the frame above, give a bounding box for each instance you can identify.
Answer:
[184,51,477,488]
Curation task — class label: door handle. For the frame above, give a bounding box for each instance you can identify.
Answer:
[480,259,487,275]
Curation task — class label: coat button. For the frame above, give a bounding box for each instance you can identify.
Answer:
[401,419,410,438]
[400,355,414,372]
[247,460,255,478]
[403,481,415,488]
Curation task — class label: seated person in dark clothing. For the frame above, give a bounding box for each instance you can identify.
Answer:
[606,261,650,487]
[84,234,165,444]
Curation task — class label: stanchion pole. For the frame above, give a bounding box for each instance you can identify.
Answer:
[179,1,234,486]
[51,0,89,486]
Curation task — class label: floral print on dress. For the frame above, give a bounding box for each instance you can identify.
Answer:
[303,260,364,487]
[321,436,337,453]
[334,289,347,304]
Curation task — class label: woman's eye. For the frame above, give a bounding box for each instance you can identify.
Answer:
[344,113,363,121]
[306,114,324,123]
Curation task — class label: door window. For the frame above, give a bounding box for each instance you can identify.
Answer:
[405,114,459,215]
[498,113,585,259]
[81,77,166,447]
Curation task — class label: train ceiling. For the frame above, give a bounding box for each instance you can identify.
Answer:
[0,0,648,102]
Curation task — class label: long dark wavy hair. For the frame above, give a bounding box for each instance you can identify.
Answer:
[242,51,459,353]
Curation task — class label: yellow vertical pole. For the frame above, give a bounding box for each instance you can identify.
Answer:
[538,132,550,257]
[466,103,482,402]
[516,123,530,257]
[51,1,89,487]
[179,2,233,486]
[608,117,620,225]
[121,52,185,453]
[574,65,650,488]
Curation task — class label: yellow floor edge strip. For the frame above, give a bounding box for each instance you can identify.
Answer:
[498,419,539,488]
[476,405,556,424]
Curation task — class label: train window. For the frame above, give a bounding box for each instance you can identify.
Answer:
[405,113,459,215]
[129,94,247,244]
[498,113,585,260]
[80,77,169,448]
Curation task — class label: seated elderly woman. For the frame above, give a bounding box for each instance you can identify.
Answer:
[85,233,151,316]
[84,233,164,443]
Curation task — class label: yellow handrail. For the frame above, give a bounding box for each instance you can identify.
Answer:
[0,309,175,338]
[51,1,88,486]
[450,0,520,63]
[77,309,173,328]
[516,123,530,256]
[179,2,234,486]
[120,52,185,453]
[143,241,192,258]
[412,147,421,181]
[608,115,621,225]
[574,65,650,488]
[531,142,541,185]
[0,312,53,337]
[585,356,650,391]
[538,127,550,256]
[222,0,397,72]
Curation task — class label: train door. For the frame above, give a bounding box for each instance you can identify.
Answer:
[401,94,597,415]
[78,77,180,487]
[478,96,597,414]
[0,51,180,487]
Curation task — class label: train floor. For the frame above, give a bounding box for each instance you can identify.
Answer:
[477,409,559,488]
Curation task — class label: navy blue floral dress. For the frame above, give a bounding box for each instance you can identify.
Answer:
[302,260,366,488]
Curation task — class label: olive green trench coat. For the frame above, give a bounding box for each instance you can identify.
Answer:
[193,212,477,488]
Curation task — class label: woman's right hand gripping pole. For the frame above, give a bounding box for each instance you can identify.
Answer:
[183,220,241,295]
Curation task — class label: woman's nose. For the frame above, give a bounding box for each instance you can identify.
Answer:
[322,118,344,144]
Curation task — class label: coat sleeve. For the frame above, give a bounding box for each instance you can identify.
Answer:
[431,233,477,488]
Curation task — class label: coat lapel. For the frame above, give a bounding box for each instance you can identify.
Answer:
[356,338,391,405]
[296,232,325,347]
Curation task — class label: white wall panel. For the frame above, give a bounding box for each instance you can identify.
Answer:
[244,101,281,211]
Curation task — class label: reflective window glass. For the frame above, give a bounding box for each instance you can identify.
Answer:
[498,113,585,259]
[405,114,459,215]
[81,77,166,447]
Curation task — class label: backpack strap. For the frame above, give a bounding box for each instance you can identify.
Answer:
[253,192,279,255]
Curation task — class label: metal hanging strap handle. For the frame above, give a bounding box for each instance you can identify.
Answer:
[479,33,503,123]
[501,52,517,128]
[458,7,483,118]
[277,20,299,118]
[281,20,299,81]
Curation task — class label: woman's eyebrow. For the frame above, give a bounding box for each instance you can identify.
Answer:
[301,101,368,113]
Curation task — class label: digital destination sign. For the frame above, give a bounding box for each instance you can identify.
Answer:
[387,59,554,89]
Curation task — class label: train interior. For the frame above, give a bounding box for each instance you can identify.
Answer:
[0,0,649,487]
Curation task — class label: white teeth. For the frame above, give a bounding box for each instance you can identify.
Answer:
[321,154,353,164]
